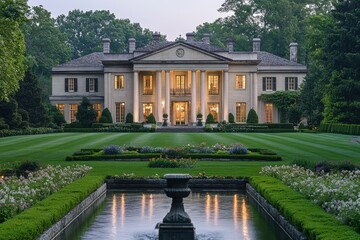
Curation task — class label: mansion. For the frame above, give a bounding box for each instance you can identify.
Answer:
[50,33,307,125]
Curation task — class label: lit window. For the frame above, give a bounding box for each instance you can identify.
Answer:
[56,104,65,117]
[114,75,124,89]
[236,75,246,89]
[88,78,95,92]
[143,103,153,121]
[286,77,298,91]
[93,103,101,121]
[208,103,219,122]
[115,102,125,122]
[70,104,78,123]
[143,75,153,95]
[265,103,273,123]
[68,78,75,92]
[208,75,219,95]
[236,102,246,122]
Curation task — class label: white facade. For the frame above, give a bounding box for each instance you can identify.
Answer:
[50,34,307,125]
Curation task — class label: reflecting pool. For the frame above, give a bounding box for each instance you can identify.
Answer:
[59,191,291,240]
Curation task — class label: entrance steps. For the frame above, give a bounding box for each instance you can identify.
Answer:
[156,126,205,133]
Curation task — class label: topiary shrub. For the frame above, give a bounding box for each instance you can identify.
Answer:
[228,113,235,123]
[146,113,156,123]
[125,113,133,123]
[100,108,113,123]
[205,113,215,124]
[246,108,258,124]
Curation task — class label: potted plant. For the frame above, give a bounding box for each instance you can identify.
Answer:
[196,113,203,126]
[163,113,168,127]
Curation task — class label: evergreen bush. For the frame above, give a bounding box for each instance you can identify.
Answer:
[100,108,113,123]
[125,113,133,123]
[246,109,259,123]
[146,113,156,123]
[205,113,215,123]
[228,113,235,123]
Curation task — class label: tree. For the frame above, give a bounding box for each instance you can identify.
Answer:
[228,113,235,123]
[15,71,49,127]
[22,6,71,96]
[321,0,360,124]
[49,105,66,127]
[0,0,28,101]
[56,10,154,59]
[0,97,22,129]
[246,109,259,124]
[125,113,133,123]
[146,113,156,124]
[205,113,215,124]
[99,108,113,123]
[76,97,97,127]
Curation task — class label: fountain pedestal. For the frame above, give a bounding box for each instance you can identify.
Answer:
[157,174,195,240]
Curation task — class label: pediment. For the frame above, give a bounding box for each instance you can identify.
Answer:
[132,43,229,62]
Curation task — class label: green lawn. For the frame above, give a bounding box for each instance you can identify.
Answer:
[0,132,358,177]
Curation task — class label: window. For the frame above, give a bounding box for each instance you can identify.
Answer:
[65,78,77,92]
[236,102,246,122]
[208,75,219,95]
[265,103,273,123]
[236,75,246,89]
[208,103,219,122]
[143,75,153,95]
[70,104,78,123]
[86,78,98,92]
[143,103,153,121]
[263,77,276,91]
[114,75,124,89]
[56,104,65,117]
[285,77,298,91]
[93,103,101,121]
[115,103,125,122]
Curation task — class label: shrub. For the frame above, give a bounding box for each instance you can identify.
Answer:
[320,123,360,135]
[20,121,29,129]
[14,160,42,177]
[163,113,168,118]
[148,158,197,168]
[0,124,9,130]
[146,113,156,123]
[103,145,122,155]
[65,122,82,128]
[228,113,235,123]
[125,113,133,123]
[205,113,215,123]
[246,108,259,123]
[100,108,113,123]
[229,145,248,154]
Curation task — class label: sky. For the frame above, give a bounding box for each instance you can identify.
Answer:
[27,0,232,41]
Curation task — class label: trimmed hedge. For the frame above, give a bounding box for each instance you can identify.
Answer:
[250,176,360,240]
[207,123,294,132]
[66,153,162,161]
[0,128,63,138]
[0,175,105,240]
[64,126,155,133]
[320,123,360,135]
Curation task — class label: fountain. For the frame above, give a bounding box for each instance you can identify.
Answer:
[157,174,195,240]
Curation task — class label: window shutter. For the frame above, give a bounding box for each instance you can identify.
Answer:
[74,78,78,92]
[262,78,266,91]
[86,78,89,92]
[65,78,69,92]
[273,78,277,91]
[95,78,98,92]
[285,77,288,91]
[295,77,298,90]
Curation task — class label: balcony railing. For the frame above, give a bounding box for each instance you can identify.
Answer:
[208,88,219,95]
[171,88,191,96]
[143,89,153,95]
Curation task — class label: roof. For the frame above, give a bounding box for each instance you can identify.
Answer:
[54,40,305,69]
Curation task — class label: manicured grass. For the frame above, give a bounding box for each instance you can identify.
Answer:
[0,132,359,177]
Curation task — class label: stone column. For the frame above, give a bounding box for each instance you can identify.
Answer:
[200,70,206,123]
[165,71,171,125]
[252,72,258,114]
[191,71,197,125]
[104,73,110,109]
[133,71,139,122]
[223,70,229,122]
[157,71,162,123]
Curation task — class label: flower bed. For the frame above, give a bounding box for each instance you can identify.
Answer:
[65,143,281,161]
[0,164,92,223]
[260,165,360,232]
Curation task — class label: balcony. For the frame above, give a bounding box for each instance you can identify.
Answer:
[143,89,153,95]
[171,88,191,96]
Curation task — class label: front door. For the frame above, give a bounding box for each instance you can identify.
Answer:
[173,102,188,125]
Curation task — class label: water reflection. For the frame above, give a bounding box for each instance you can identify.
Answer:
[75,191,291,240]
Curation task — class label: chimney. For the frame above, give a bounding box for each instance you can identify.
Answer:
[128,38,136,53]
[152,32,161,43]
[202,33,211,44]
[289,42,298,62]
[252,38,261,52]
[186,32,195,42]
[102,38,111,54]
[227,38,234,52]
